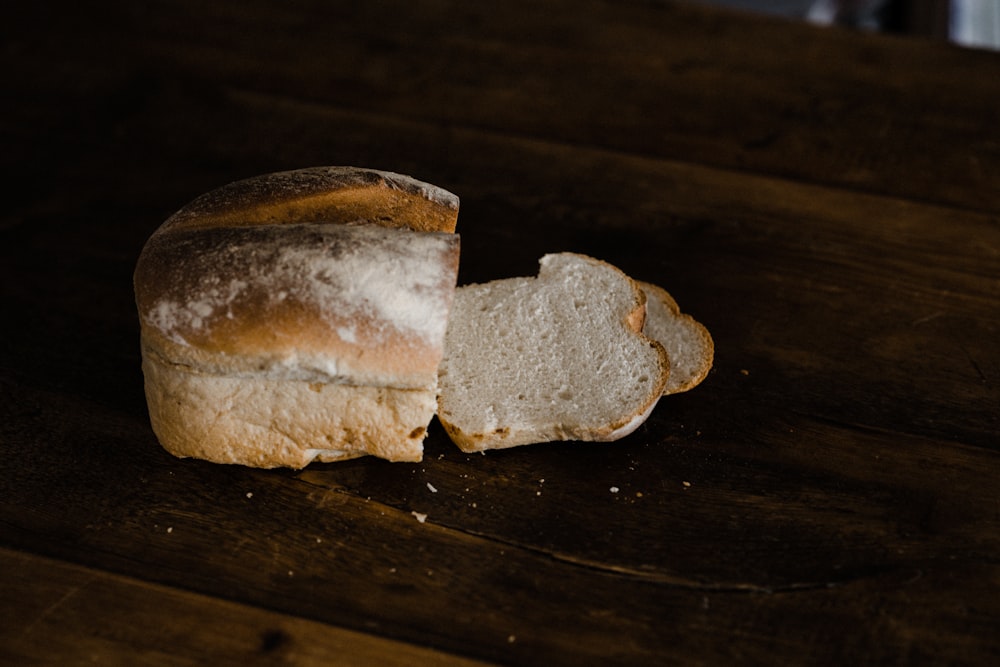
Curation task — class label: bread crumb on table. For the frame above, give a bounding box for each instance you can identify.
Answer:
[412,511,428,523]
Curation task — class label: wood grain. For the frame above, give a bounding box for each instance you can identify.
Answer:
[9,0,1000,213]
[0,546,497,666]
[2,0,999,664]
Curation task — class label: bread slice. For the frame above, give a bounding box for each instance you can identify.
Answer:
[437,253,669,453]
[639,281,714,395]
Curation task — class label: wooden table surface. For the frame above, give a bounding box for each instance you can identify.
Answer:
[3,1,999,664]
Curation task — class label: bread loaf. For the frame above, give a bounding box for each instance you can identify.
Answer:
[134,167,460,467]
[135,167,713,467]
[436,253,670,453]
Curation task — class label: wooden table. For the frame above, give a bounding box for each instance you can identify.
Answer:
[3,1,999,664]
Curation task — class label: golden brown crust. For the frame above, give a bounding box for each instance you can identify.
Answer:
[135,223,459,390]
[162,166,459,233]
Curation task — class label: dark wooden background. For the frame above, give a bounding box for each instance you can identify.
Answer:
[2,1,999,664]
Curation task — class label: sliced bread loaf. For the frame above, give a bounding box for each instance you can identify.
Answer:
[135,168,461,468]
[437,253,669,453]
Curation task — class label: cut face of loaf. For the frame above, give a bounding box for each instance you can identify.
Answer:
[134,167,461,468]
[437,253,670,453]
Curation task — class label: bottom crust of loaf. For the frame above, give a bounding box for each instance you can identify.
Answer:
[141,349,434,468]
[439,398,659,454]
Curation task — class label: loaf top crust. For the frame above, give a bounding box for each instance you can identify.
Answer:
[134,167,461,390]
[161,166,459,234]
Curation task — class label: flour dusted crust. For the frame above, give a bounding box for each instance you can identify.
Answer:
[136,223,457,389]
[135,167,460,468]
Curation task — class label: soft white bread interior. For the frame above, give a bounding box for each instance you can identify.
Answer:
[639,281,714,395]
[436,253,670,453]
[134,167,460,468]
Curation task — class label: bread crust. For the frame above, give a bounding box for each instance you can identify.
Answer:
[160,166,459,234]
[135,167,460,467]
[136,222,459,390]
[142,346,434,467]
